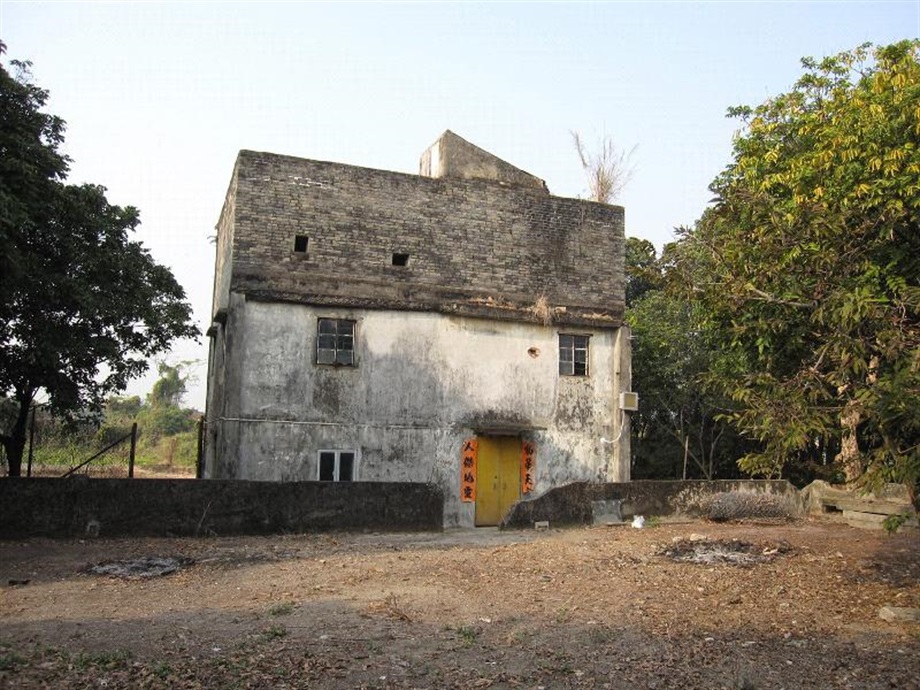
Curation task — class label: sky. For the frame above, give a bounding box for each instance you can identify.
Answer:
[1,0,917,410]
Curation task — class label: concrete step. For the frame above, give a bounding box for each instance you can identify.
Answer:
[824,496,913,515]
[843,510,919,530]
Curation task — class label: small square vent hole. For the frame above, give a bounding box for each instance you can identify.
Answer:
[392,252,410,266]
[293,235,309,253]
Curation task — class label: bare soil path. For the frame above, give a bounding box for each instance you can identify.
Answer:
[1,520,918,689]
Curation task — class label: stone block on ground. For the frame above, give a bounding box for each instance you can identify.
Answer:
[591,499,623,525]
[879,606,920,623]
[843,510,888,530]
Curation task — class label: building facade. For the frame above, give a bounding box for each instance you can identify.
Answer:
[204,131,632,527]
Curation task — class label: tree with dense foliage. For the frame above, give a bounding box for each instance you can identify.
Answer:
[0,43,68,292]
[627,242,756,480]
[670,41,920,495]
[624,237,661,306]
[0,48,199,476]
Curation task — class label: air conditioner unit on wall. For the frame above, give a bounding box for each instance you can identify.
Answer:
[619,391,639,412]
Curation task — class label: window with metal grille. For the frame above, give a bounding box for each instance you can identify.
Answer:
[316,318,355,366]
[559,334,590,376]
[318,450,356,481]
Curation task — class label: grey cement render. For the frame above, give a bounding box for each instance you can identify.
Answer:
[205,140,632,528]
[207,300,630,527]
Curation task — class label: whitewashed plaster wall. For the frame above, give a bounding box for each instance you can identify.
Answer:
[207,299,629,527]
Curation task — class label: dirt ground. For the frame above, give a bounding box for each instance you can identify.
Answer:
[1,519,918,689]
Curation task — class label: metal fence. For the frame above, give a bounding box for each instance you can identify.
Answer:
[58,423,137,478]
[1,405,137,479]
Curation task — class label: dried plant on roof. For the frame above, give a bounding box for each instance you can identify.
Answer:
[571,130,636,204]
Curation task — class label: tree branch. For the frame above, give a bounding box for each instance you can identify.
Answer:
[745,285,814,308]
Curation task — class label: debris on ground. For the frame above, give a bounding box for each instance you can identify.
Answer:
[86,556,192,579]
[660,538,794,566]
[2,523,917,689]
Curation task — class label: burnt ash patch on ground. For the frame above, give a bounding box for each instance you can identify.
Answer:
[660,538,795,566]
[86,557,194,579]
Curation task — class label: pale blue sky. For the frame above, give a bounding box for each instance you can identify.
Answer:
[1,0,917,408]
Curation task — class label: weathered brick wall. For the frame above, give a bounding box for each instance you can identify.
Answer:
[0,478,444,538]
[225,150,625,328]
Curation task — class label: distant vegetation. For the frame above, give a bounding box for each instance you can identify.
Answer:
[0,363,200,476]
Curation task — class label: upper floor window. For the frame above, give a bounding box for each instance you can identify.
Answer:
[559,334,589,376]
[317,318,355,366]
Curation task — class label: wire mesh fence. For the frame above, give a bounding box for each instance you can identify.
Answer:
[28,442,133,478]
[705,491,797,521]
[0,406,136,479]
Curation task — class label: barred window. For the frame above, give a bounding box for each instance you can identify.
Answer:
[559,334,590,376]
[317,318,355,366]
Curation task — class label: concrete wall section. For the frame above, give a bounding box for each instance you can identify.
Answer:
[610,326,632,482]
[206,300,623,527]
[419,130,548,191]
[0,478,444,539]
[501,480,804,528]
[203,165,239,460]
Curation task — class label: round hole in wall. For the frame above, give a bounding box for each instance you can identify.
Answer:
[528,347,540,358]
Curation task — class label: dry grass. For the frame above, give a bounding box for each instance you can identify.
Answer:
[531,294,553,325]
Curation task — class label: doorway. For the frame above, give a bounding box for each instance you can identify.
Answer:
[475,436,521,526]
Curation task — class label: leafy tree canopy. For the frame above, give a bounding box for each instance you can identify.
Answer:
[0,43,68,317]
[627,242,756,481]
[148,361,191,409]
[624,237,662,306]
[0,46,199,476]
[671,41,920,493]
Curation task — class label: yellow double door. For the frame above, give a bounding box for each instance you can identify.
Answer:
[475,436,522,527]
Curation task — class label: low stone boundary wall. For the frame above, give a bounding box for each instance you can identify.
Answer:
[501,480,802,529]
[0,478,444,539]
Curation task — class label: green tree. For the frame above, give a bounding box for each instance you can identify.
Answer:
[105,395,143,420]
[0,49,199,476]
[138,362,196,445]
[0,43,68,293]
[672,41,920,495]
[96,395,143,447]
[148,362,189,409]
[627,242,754,480]
[624,237,661,306]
